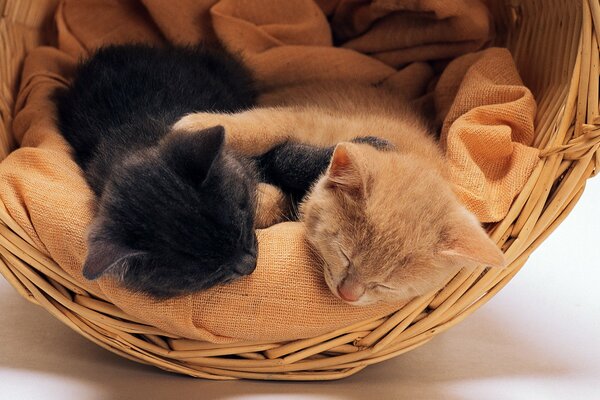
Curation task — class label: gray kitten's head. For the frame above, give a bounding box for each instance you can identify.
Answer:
[83,126,258,298]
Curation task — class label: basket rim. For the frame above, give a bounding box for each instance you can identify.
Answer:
[0,0,598,381]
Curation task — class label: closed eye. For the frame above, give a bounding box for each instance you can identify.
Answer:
[375,283,396,291]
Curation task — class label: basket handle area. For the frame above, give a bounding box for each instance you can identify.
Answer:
[0,0,59,161]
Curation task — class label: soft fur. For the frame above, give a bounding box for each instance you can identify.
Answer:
[53,44,260,298]
[174,82,506,305]
[256,136,391,200]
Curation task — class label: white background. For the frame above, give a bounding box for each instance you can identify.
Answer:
[1,177,598,400]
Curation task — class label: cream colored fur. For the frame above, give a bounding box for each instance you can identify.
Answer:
[174,82,505,305]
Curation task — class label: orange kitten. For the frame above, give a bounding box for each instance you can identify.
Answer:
[174,82,506,305]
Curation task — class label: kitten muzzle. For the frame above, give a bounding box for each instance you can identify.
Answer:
[234,251,257,276]
[337,278,366,302]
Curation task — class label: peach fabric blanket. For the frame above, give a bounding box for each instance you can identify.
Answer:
[0,0,538,342]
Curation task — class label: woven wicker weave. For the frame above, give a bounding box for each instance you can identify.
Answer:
[0,0,598,381]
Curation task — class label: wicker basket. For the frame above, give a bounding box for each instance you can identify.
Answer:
[0,0,598,381]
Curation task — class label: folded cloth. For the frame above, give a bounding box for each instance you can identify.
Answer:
[0,0,537,342]
[325,0,492,67]
[436,48,539,222]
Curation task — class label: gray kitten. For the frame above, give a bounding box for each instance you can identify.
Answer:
[53,44,259,298]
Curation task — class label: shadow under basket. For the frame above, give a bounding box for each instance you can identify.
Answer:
[0,0,599,381]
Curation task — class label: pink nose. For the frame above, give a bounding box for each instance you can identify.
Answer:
[337,279,365,302]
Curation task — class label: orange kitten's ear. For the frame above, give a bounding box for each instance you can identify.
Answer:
[440,213,506,268]
[327,143,364,195]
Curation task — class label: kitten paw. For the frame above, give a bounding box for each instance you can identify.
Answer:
[174,112,269,156]
[173,112,221,133]
[255,183,291,228]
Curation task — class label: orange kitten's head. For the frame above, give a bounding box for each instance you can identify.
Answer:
[301,143,505,306]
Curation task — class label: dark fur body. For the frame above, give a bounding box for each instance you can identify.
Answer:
[55,44,257,196]
[257,136,394,200]
[257,143,334,200]
[54,44,260,298]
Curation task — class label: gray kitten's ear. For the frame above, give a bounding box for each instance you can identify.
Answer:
[83,227,144,280]
[326,143,365,196]
[161,125,225,183]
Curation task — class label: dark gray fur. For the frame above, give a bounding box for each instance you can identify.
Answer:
[53,44,259,298]
[256,136,394,200]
